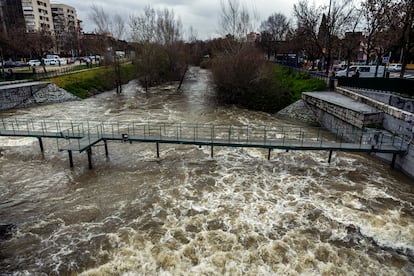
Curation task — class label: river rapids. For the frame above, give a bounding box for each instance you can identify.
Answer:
[0,67,413,275]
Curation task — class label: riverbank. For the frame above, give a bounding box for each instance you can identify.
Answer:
[276,99,319,125]
[0,82,78,111]
[46,63,136,98]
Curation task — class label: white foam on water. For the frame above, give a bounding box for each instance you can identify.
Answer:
[0,136,37,147]
[1,68,413,275]
[72,151,412,275]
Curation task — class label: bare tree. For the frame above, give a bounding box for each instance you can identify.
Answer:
[294,0,357,72]
[361,0,392,66]
[156,8,182,46]
[129,6,157,43]
[260,13,290,59]
[112,14,126,41]
[129,6,186,91]
[187,26,198,43]
[89,4,126,40]
[393,0,414,77]
[89,4,128,93]
[219,0,253,41]
[293,0,324,65]
[89,4,111,34]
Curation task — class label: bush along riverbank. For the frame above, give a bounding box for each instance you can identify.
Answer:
[47,64,137,99]
[211,45,326,114]
[241,64,327,113]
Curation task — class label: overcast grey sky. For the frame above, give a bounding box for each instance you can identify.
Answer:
[59,0,333,40]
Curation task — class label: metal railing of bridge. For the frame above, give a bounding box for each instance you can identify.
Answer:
[0,118,409,153]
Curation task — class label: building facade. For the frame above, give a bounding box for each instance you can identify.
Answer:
[51,3,78,33]
[51,3,80,55]
[21,0,54,33]
[0,0,25,36]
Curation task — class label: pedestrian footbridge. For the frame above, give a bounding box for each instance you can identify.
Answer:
[0,118,409,169]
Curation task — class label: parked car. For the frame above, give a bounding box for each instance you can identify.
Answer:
[28,59,42,67]
[89,55,101,61]
[67,57,76,64]
[388,63,402,72]
[58,58,67,65]
[1,60,15,68]
[14,61,28,67]
[42,58,56,66]
[336,65,385,78]
[79,56,92,63]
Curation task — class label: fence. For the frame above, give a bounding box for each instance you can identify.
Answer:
[337,77,414,97]
[0,63,101,82]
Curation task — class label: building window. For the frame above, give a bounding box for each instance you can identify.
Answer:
[23,6,33,11]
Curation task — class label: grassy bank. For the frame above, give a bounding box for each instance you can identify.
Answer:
[47,64,136,98]
[273,65,327,101]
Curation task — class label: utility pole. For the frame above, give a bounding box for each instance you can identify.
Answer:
[321,0,332,73]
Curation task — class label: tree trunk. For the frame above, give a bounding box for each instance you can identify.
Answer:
[177,65,188,91]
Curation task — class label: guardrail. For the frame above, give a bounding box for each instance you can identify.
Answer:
[0,119,409,152]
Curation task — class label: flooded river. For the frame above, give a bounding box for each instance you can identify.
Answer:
[0,67,413,275]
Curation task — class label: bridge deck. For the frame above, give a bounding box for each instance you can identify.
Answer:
[0,119,407,155]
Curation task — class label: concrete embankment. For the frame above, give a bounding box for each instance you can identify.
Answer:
[0,81,78,110]
[280,88,414,179]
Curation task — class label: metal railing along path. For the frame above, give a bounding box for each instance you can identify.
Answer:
[0,118,409,168]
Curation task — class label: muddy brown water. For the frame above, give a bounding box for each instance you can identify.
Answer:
[0,67,413,275]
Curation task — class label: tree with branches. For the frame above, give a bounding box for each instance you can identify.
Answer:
[293,0,357,72]
[89,4,127,93]
[259,13,291,60]
[392,0,414,77]
[129,6,185,91]
[218,0,256,45]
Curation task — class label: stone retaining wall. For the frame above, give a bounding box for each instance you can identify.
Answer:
[298,87,414,179]
[0,82,78,110]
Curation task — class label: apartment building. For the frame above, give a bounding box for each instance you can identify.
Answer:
[51,3,80,54]
[21,0,54,32]
[0,0,25,36]
[51,3,78,33]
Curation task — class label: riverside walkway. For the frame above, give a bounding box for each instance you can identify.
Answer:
[0,118,409,169]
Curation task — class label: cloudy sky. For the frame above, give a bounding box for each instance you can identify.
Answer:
[57,0,333,40]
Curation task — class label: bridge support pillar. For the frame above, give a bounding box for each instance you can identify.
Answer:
[87,148,92,169]
[68,150,73,168]
[211,145,214,158]
[156,143,160,158]
[268,148,272,160]
[104,140,109,157]
[37,137,44,153]
[328,150,333,163]
[391,153,397,169]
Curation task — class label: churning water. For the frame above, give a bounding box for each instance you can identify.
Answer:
[0,67,413,275]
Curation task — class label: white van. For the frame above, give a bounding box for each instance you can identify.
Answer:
[336,65,385,78]
[42,58,67,66]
